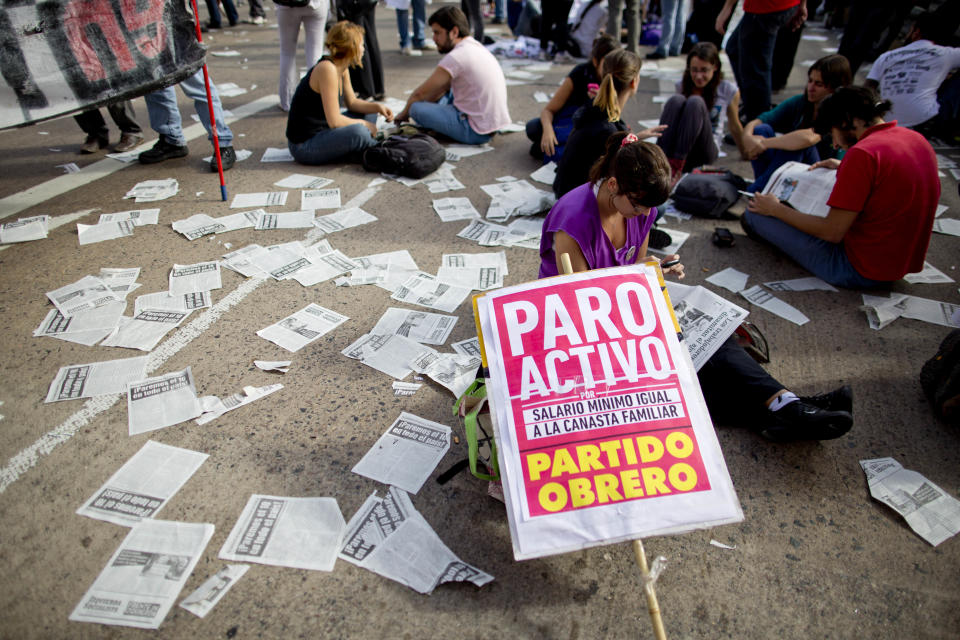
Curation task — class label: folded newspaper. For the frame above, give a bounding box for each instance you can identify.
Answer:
[339,487,494,594]
[860,457,960,546]
[762,160,837,218]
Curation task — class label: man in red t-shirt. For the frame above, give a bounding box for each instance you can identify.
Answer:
[716,0,807,121]
[741,86,940,288]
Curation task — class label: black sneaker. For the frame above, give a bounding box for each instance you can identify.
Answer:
[648,227,672,250]
[211,145,236,172]
[760,400,853,442]
[800,385,853,414]
[139,135,188,164]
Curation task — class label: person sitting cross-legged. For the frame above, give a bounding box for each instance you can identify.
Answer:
[395,6,511,144]
[741,86,940,289]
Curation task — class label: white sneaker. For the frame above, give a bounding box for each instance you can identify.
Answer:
[250,15,264,25]
[417,40,437,51]
[401,46,421,56]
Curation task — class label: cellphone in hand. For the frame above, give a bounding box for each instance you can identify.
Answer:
[660,258,681,268]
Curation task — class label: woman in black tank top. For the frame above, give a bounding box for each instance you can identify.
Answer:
[286,21,394,165]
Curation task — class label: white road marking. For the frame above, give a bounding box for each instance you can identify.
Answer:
[0,186,380,494]
[0,95,280,221]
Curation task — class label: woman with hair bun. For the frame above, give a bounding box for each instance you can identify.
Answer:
[552,49,665,199]
[285,21,394,165]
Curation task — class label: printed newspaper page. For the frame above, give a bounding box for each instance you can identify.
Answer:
[476,265,742,560]
[69,519,215,629]
[45,355,149,403]
[762,160,836,218]
[861,457,960,546]
[127,368,202,435]
[339,487,493,594]
[76,441,208,526]
[352,413,451,494]
[371,307,458,345]
[256,303,348,352]
[179,564,250,618]
[219,495,345,571]
[666,283,748,370]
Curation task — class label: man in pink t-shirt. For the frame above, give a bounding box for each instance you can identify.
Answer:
[396,6,511,144]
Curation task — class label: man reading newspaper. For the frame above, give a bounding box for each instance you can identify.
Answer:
[741,87,940,289]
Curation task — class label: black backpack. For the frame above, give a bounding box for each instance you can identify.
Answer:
[671,169,748,219]
[361,134,446,179]
[920,329,960,424]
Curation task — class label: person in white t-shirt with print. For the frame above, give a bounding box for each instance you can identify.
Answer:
[866,12,960,139]
[395,6,512,144]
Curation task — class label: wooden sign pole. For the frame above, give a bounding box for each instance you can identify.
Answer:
[558,253,667,640]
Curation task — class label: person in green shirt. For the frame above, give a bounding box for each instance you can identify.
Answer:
[740,54,851,192]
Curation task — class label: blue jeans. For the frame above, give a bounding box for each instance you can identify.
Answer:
[494,0,505,20]
[410,92,491,144]
[726,7,795,122]
[144,68,233,147]
[748,123,820,192]
[205,0,238,27]
[654,0,689,57]
[396,0,426,48]
[525,103,577,163]
[607,0,640,52]
[742,210,886,289]
[288,112,377,164]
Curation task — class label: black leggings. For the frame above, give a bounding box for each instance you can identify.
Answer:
[657,94,719,172]
[697,336,784,427]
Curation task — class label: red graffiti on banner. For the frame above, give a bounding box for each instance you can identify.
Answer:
[63,0,136,82]
[120,0,168,59]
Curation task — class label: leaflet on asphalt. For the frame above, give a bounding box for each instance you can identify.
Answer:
[763,277,838,292]
[300,187,341,210]
[436,265,504,291]
[256,303,349,352]
[432,197,480,222]
[197,383,283,425]
[47,275,120,317]
[101,308,192,351]
[410,351,482,398]
[451,337,481,356]
[127,367,202,435]
[290,249,358,286]
[125,178,178,202]
[99,209,160,226]
[339,487,493,594]
[78,220,136,245]
[667,282,748,371]
[371,307,457,345]
[341,332,435,380]
[69,519,214,629]
[218,495,345,571]
[312,206,377,233]
[254,360,291,373]
[45,355,149,403]
[861,293,960,330]
[255,210,315,230]
[739,285,809,326]
[352,413,452,493]
[1,216,48,243]
[273,173,334,189]
[76,440,208,526]
[179,564,250,618]
[34,301,127,346]
[861,457,960,546]
[221,244,272,277]
[135,291,212,315]
[169,262,222,296]
[230,191,288,208]
[336,250,419,292]
[391,271,472,313]
[99,268,142,297]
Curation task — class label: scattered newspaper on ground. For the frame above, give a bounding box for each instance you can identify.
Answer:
[69,519,214,629]
[342,333,435,380]
[371,307,457,345]
[451,337,481,356]
[101,309,192,351]
[230,191,288,209]
[762,161,836,217]
[340,487,493,594]
[667,283,748,370]
[77,220,133,246]
[903,261,954,284]
[530,161,557,185]
[219,495,345,571]
[411,351,482,398]
[99,209,159,226]
[100,267,141,297]
[436,264,504,291]
[76,440,208,526]
[932,218,960,236]
[392,381,422,396]
[255,210,315,230]
[135,291,211,315]
[391,272,472,313]
[421,164,466,193]
[860,457,960,546]
[313,207,377,234]
[444,143,494,161]
[261,147,295,162]
[458,219,511,246]
[647,227,689,255]
[352,413,451,493]
[480,179,554,221]
[127,367,202,435]
[34,301,126,346]
[169,262,222,295]
[861,293,960,330]
[179,564,250,618]
[432,197,481,222]
[740,285,809,326]
[255,360,291,373]
[706,268,749,293]
[125,178,178,202]
[301,187,341,210]
[763,277,838,292]
[45,355,149,403]
[274,173,333,189]
[336,250,420,292]
[197,383,283,425]
[257,303,348,352]
[1,215,48,243]
[47,275,120,316]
